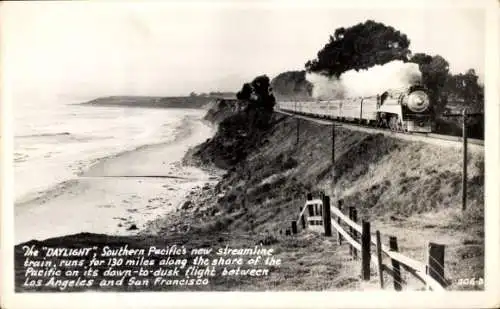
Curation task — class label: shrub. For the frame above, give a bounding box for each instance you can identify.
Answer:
[282,157,298,170]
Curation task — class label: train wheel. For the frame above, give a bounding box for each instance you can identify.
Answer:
[402,121,409,133]
[396,118,408,133]
[388,116,398,132]
[397,118,404,132]
[388,116,394,131]
[376,115,383,127]
[398,121,405,132]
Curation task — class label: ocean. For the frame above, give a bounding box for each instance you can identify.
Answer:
[14,95,204,204]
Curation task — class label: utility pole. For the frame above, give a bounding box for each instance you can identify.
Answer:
[295,99,300,147]
[331,122,340,203]
[462,109,467,211]
[442,108,482,212]
[331,123,335,203]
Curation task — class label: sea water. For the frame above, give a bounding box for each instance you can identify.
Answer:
[13,95,205,204]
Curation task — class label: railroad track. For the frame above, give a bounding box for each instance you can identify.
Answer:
[276,109,484,151]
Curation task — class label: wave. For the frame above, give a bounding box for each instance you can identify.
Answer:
[16,132,71,138]
[15,179,81,206]
[14,152,29,163]
[15,114,206,205]
[79,114,196,175]
[16,132,111,143]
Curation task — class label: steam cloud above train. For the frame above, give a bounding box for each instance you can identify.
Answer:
[279,61,433,133]
[306,60,422,100]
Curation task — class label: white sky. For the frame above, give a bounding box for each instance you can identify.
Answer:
[1,1,487,98]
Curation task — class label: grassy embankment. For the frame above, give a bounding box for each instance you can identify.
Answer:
[184,100,484,290]
[15,100,484,291]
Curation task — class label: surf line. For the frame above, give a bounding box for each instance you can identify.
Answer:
[81,175,199,180]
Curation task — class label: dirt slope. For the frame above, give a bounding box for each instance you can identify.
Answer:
[186,104,484,290]
[15,103,484,291]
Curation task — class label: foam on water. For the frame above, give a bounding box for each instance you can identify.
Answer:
[14,95,203,204]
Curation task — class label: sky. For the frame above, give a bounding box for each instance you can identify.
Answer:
[1,1,488,99]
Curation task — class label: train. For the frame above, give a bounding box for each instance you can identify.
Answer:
[277,85,434,133]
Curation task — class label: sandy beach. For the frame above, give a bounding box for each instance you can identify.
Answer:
[14,116,217,244]
[12,103,485,293]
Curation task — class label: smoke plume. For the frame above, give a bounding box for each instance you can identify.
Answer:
[306,60,422,100]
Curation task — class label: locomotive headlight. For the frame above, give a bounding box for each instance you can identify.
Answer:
[406,90,430,113]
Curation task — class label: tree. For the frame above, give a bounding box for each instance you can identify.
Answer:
[305,20,411,77]
[236,83,252,101]
[250,75,275,112]
[445,69,484,112]
[409,53,449,115]
[235,75,276,131]
[271,70,313,100]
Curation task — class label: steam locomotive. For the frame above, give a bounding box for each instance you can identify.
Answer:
[277,85,433,133]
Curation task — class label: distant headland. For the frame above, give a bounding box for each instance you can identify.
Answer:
[80,93,236,109]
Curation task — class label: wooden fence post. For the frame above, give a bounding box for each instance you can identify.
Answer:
[291,221,298,235]
[427,242,446,287]
[318,201,323,225]
[361,221,371,281]
[389,236,402,291]
[307,193,314,217]
[317,202,322,225]
[299,206,306,229]
[352,208,358,260]
[310,198,321,225]
[337,200,343,245]
[376,231,384,289]
[322,195,332,237]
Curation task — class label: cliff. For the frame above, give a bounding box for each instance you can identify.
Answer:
[81,95,224,109]
[14,101,484,291]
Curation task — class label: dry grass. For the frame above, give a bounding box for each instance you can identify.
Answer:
[206,113,484,290]
[15,110,484,291]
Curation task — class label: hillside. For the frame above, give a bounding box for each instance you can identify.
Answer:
[185,102,484,290]
[81,95,227,109]
[14,101,484,291]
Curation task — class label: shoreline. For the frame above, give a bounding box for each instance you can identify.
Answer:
[14,113,199,206]
[13,106,484,291]
[14,116,217,244]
